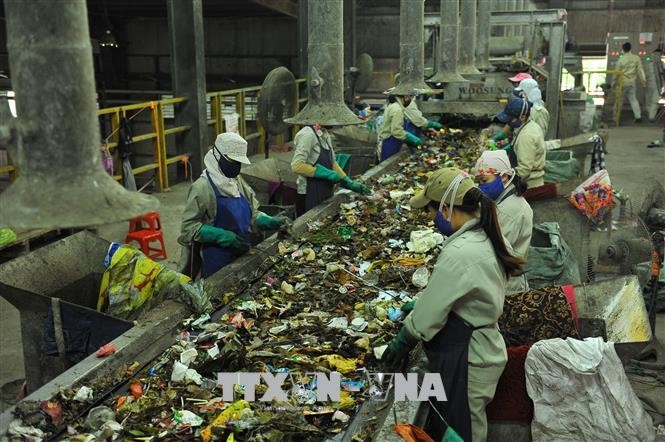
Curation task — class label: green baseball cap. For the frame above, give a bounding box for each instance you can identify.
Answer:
[409,168,476,208]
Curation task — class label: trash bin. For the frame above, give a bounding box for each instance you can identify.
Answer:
[544,150,580,183]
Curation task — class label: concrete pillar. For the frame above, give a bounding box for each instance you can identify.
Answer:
[545,22,565,139]
[343,0,356,70]
[167,0,208,177]
[458,0,481,75]
[516,0,526,35]
[284,0,359,126]
[476,0,492,70]
[393,0,432,94]
[0,0,155,229]
[430,0,467,83]
[298,0,308,77]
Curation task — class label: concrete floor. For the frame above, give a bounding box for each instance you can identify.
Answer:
[0,124,664,412]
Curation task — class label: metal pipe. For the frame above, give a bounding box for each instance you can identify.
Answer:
[284,0,359,126]
[476,0,492,71]
[458,0,481,75]
[429,0,467,83]
[0,0,156,229]
[393,0,432,94]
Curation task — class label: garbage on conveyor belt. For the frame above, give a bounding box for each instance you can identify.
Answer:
[8,128,485,440]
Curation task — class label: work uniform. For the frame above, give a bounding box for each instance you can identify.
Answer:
[529,105,550,136]
[403,100,429,136]
[615,52,646,120]
[512,118,545,189]
[496,184,533,294]
[177,174,261,278]
[291,126,346,213]
[404,218,508,442]
[378,101,408,161]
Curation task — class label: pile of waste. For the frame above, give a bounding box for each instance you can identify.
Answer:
[6,129,484,441]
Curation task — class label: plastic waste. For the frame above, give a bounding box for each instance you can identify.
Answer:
[327,317,349,329]
[173,409,203,427]
[171,360,188,382]
[96,343,116,358]
[374,345,388,360]
[407,229,444,253]
[332,410,350,423]
[73,386,94,402]
[411,267,430,288]
[85,406,116,431]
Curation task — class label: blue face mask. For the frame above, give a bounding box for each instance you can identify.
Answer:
[509,118,523,129]
[479,177,505,200]
[433,211,455,236]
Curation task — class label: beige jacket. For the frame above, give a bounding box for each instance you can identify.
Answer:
[513,118,545,188]
[615,52,646,86]
[530,105,550,137]
[290,126,346,194]
[404,218,508,370]
[497,185,533,294]
[378,101,408,141]
[403,100,429,128]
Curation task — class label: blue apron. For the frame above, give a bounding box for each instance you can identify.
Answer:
[380,136,403,162]
[403,118,421,137]
[201,172,251,278]
[305,128,336,211]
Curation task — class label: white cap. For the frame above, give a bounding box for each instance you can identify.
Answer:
[213,132,250,164]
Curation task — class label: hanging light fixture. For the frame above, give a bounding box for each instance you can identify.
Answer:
[100,29,118,48]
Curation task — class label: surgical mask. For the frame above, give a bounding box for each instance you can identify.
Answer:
[509,118,523,129]
[218,155,241,178]
[479,177,505,200]
[433,211,454,236]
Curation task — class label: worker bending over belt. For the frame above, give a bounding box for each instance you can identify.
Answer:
[402,95,443,136]
[475,150,533,294]
[515,78,550,135]
[178,133,287,279]
[496,98,545,189]
[378,89,422,162]
[490,72,533,147]
[382,168,523,442]
[291,125,370,215]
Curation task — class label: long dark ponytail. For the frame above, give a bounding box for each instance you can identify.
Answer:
[458,188,525,276]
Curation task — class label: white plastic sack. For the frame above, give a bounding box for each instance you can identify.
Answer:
[525,337,654,441]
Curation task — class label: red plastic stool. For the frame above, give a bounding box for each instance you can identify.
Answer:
[125,229,167,260]
[128,211,162,232]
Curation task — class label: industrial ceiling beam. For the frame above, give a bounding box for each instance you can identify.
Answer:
[251,0,298,18]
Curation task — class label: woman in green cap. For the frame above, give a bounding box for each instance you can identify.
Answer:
[382,168,524,442]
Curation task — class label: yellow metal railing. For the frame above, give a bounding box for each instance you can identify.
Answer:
[206,78,307,154]
[98,97,191,191]
[569,70,625,126]
[2,78,308,188]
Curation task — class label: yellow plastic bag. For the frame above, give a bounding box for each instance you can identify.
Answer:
[316,355,357,373]
[200,400,249,442]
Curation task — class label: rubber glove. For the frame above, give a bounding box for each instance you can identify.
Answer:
[341,176,371,195]
[401,300,416,315]
[381,327,418,372]
[491,130,506,142]
[404,132,422,147]
[198,224,243,249]
[313,164,342,183]
[256,213,287,231]
[502,143,512,152]
[427,120,443,130]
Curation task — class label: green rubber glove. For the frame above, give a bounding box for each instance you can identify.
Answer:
[256,213,286,231]
[491,130,506,142]
[313,164,342,183]
[401,300,416,315]
[341,176,371,195]
[502,143,512,152]
[198,224,243,249]
[381,327,418,372]
[427,120,443,130]
[404,132,421,147]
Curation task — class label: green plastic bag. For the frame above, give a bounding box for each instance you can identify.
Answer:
[525,222,582,289]
[544,150,580,183]
[0,228,17,246]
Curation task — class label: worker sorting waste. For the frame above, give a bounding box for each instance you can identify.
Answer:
[177,132,288,278]
[402,93,443,136]
[378,88,423,161]
[475,150,533,293]
[515,78,550,135]
[496,97,546,189]
[290,124,371,216]
[382,167,524,442]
